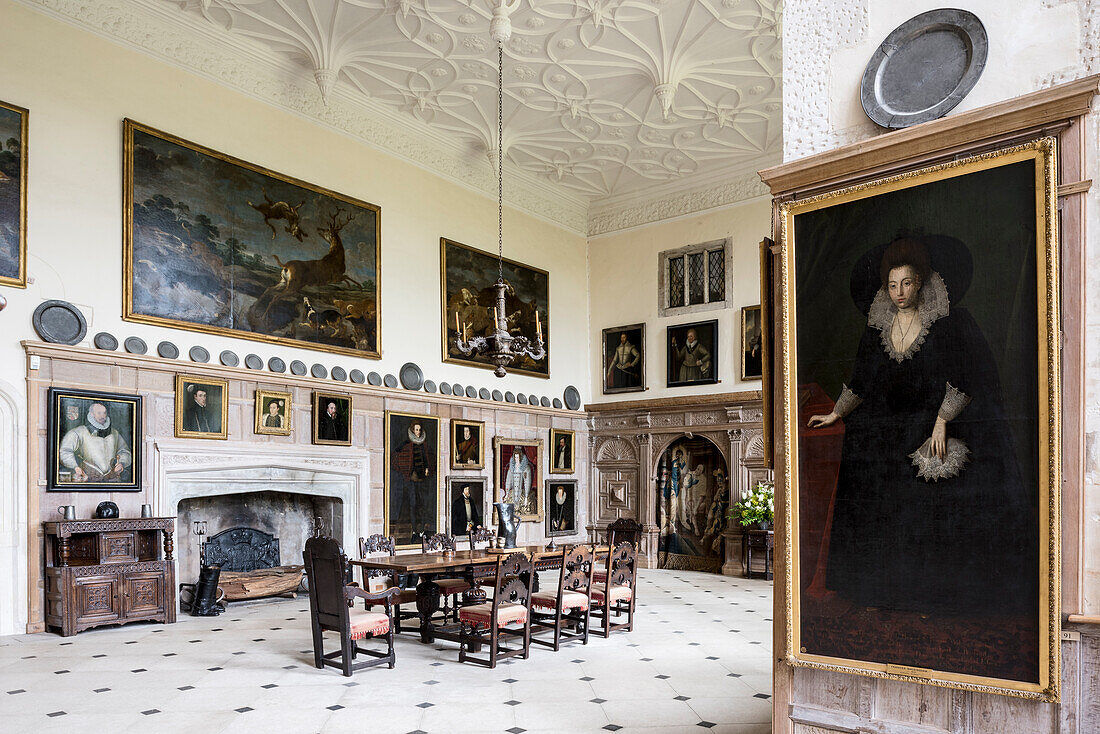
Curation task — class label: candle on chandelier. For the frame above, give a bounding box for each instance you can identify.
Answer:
[493,307,499,325]
[536,310,542,340]
[455,311,460,336]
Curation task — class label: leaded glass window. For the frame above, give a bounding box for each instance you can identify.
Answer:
[660,239,730,314]
[669,256,685,308]
[708,249,725,301]
[688,252,705,305]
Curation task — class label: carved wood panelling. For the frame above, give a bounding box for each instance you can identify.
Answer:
[596,468,637,523]
[596,436,637,463]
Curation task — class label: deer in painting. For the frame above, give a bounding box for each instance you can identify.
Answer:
[248,188,308,242]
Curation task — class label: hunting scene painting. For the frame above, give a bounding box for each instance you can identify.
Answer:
[0,100,27,288]
[441,237,549,378]
[124,121,381,357]
[784,141,1059,698]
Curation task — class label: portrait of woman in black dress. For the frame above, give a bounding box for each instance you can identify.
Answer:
[807,236,1036,618]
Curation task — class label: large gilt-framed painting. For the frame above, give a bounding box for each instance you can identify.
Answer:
[494,437,542,522]
[124,120,381,358]
[0,100,28,288]
[385,411,441,548]
[780,139,1060,700]
[47,388,142,491]
[441,237,548,378]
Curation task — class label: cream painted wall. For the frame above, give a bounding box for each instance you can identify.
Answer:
[785,0,1100,616]
[587,198,772,404]
[0,1,588,635]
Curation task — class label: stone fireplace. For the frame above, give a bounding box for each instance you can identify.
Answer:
[151,446,365,592]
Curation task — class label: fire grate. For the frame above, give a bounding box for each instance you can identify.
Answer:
[203,527,281,572]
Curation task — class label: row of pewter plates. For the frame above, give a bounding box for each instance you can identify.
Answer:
[90,331,583,410]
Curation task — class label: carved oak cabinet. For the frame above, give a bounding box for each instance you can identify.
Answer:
[43,517,177,636]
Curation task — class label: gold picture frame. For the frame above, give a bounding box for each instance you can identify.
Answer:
[779,139,1060,701]
[450,418,485,470]
[123,119,382,359]
[0,99,28,289]
[440,237,549,378]
[548,428,575,474]
[385,411,441,549]
[494,436,543,522]
[740,305,763,380]
[254,389,292,436]
[174,375,229,440]
[312,391,352,446]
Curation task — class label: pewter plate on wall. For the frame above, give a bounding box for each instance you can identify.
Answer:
[189,345,210,363]
[290,360,307,376]
[860,9,987,129]
[157,341,179,359]
[32,300,87,345]
[399,362,424,391]
[349,369,365,384]
[94,332,118,351]
[124,336,148,355]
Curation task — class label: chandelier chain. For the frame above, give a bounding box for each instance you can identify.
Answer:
[497,42,504,284]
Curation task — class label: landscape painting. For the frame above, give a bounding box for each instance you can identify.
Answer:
[0,100,27,288]
[441,237,549,378]
[124,120,381,358]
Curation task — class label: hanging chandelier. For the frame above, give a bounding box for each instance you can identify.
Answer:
[452,0,545,378]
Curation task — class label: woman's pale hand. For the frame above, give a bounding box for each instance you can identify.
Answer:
[930,418,947,458]
[808,412,839,429]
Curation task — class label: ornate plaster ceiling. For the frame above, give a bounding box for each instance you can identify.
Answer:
[167,0,782,202]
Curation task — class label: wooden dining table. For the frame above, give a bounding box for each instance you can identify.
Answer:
[349,544,608,645]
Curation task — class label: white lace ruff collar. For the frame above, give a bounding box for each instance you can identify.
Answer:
[867,271,951,362]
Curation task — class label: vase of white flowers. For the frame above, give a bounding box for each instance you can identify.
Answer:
[730,482,774,530]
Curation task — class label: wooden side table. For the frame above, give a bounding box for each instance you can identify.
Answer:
[43,517,177,636]
[742,529,774,580]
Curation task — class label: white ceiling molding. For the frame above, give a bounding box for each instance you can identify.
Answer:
[18,0,782,235]
[587,165,772,236]
[20,0,589,233]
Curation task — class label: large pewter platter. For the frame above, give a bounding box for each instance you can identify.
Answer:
[860,9,987,129]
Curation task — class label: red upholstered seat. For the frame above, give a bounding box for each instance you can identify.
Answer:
[348,608,391,640]
[591,585,633,604]
[458,601,528,629]
[531,590,589,611]
[435,578,472,594]
[592,569,608,583]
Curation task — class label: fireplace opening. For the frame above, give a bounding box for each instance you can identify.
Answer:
[177,490,343,604]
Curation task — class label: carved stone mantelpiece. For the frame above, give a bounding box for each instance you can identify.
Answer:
[588,394,771,572]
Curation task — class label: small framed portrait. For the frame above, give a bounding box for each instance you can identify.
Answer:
[254,389,292,436]
[548,428,575,474]
[386,412,441,548]
[545,480,578,537]
[494,437,543,522]
[450,419,485,469]
[447,476,487,538]
[741,305,763,380]
[602,323,645,394]
[47,388,142,491]
[312,392,352,446]
[174,375,228,439]
[666,319,719,388]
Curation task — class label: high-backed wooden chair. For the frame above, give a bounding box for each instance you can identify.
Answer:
[594,517,643,583]
[421,532,471,621]
[357,534,418,633]
[470,526,496,549]
[530,545,594,651]
[457,551,534,668]
[589,541,638,637]
[303,536,398,676]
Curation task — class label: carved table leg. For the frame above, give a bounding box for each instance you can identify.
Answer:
[58,536,71,567]
[416,579,441,644]
[163,530,174,561]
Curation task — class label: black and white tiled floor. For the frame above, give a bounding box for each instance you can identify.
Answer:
[0,570,772,733]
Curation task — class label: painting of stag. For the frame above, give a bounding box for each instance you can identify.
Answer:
[123,120,380,357]
[440,237,549,378]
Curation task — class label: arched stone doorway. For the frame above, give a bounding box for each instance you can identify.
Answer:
[655,435,730,573]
